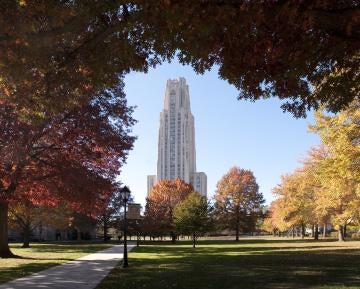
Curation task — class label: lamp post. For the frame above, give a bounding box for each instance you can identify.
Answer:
[120,185,131,268]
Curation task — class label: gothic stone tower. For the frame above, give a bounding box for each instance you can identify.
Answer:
[147,77,207,197]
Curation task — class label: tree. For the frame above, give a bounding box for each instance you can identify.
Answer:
[267,99,360,242]
[273,169,316,238]
[97,197,115,242]
[0,2,157,121]
[263,200,290,236]
[8,201,76,246]
[140,1,359,117]
[267,146,331,239]
[96,185,131,242]
[8,200,43,248]
[0,83,135,257]
[214,167,265,241]
[173,192,212,248]
[144,179,193,242]
[0,1,358,118]
[70,212,97,241]
[310,101,360,241]
[302,146,332,239]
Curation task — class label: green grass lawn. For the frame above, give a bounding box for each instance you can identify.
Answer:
[96,238,360,289]
[0,242,111,284]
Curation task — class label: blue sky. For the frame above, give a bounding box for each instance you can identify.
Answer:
[120,59,320,207]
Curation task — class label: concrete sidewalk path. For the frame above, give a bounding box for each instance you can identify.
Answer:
[0,244,135,289]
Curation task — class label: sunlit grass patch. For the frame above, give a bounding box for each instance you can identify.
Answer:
[97,238,360,289]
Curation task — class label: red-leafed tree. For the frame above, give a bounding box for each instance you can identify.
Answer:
[0,82,135,257]
[144,179,193,241]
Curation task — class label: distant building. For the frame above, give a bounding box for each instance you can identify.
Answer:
[147,77,207,197]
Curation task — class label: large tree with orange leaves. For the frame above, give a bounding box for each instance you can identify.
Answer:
[144,179,193,241]
[214,167,264,241]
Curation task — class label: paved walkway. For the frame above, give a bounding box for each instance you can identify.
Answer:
[0,244,135,289]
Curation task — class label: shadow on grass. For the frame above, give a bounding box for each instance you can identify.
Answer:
[0,262,59,284]
[97,241,360,289]
[7,255,76,261]
[0,242,113,284]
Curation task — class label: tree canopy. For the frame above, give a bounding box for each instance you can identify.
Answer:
[214,167,265,241]
[267,101,360,241]
[0,0,358,118]
[0,82,135,257]
[144,178,193,240]
[311,101,360,240]
[173,192,211,248]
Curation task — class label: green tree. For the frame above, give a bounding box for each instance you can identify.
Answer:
[173,193,211,248]
[214,167,265,241]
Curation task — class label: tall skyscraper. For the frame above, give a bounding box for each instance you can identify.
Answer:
[147,77,207,197]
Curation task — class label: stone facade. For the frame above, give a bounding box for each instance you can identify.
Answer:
[147,77,207,197]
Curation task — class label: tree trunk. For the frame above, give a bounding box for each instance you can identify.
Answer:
[291,226,295,238]
[192,233,196,248]
[323,224,326,238]
[103,222,108,242]
[311,225,315,238]
[76,228,81,241]
[314,224,319,240]
[235,217,240,241]
[170,232,176,243]
[22,231,30,248]
[0,202,15,258]
[301,223,305,239]
[38,221,42,241]
[338,225,345,241]
[343,224,347,238]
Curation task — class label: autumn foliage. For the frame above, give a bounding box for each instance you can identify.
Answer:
[214,167,265,241]
[0,1,358,118]
[0,83,135,257]
[0,0,358,256]
[266,101,360,241]
[143,179,193,240]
